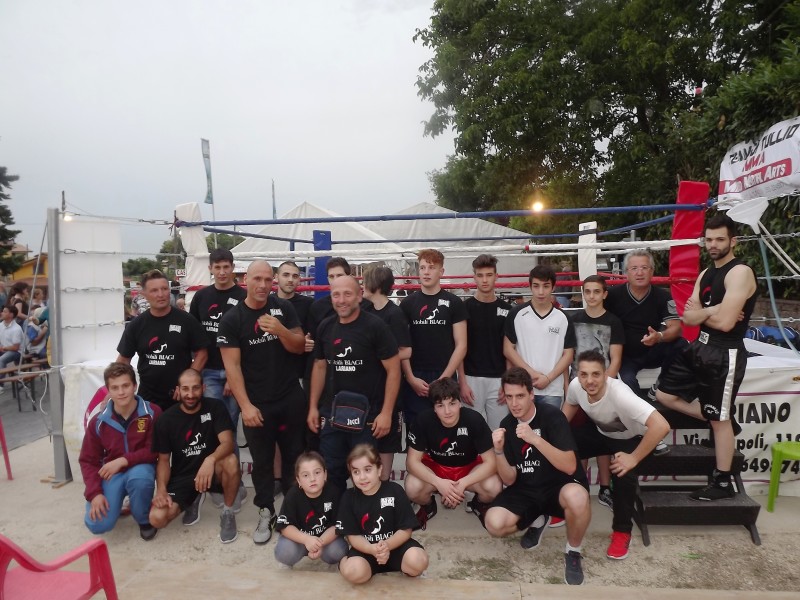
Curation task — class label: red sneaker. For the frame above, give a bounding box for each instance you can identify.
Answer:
[548,516,565,528]
[607,531,631,560]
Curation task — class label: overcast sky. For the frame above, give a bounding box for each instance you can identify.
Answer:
[0,0,455,257]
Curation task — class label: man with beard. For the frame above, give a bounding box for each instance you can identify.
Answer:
[148,369,241,543]
[655,214,757,501]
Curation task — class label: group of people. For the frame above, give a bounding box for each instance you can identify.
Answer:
[78,213,757,586]
[0,282,49,388]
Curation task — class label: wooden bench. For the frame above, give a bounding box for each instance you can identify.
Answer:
[0,363,50,412]
[632,406,761,546]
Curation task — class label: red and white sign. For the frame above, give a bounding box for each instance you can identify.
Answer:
[718,116,800,206]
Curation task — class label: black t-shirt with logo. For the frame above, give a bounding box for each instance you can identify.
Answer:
[152,397,233,482]
[336,480,418,543]
[605,284,679,358]
[500,402,584,490]
[408,406,493,467]
[314,311,398,415]
[363,301,411,348]
[189,284,247,370]
[276,482,341,536]
[273,292,315,380]
[463,296,511,378]
[217,296,302,404]
[400,289,468,373]
[117,308,209,410]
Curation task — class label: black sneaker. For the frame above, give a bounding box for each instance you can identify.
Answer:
[466,496,490,528]
[139,523,157,541]
[520,515,550,549]
[689,483,735,501]
[413,497,437,531]
[647,381,659,402]
[182,493,204,526]
[597,486,613,510]
[564,550,584,585]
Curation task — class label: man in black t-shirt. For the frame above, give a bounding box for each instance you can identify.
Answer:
[457,254,511,430]
[218,260,306,545]
[149,369,241,543]
[308,276,401,493]
[274,260,315,383]
[117,269,209,412]
[484,367,590,586]
[405,378,502,529]
[400,249,468,428]
[604,249,686,398]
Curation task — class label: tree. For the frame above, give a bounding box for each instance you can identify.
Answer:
[416,0,794,220]
[122,257,159,278]
[0,166,23,276]
[151,232,245,278]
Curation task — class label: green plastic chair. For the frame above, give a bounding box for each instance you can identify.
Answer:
[767,442,800,512]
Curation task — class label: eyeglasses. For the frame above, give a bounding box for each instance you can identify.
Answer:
[626,266,652,273]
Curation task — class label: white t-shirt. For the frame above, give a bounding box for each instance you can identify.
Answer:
[0,319,23,350]
[505,304,575,397]
[566,376,655,440]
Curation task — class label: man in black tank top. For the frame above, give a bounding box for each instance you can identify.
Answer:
[655,214,758,501]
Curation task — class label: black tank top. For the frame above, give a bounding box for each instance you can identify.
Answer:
[699,258,757,348]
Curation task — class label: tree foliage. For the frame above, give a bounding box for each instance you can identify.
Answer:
[0,166,23,276]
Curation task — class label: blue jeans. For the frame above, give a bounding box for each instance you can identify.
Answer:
[0,351,20,386]
[535,395,563,410]
[84,463,155,533]
[202,368,240,458]
[319,414,379,494]
[274,534,348,566]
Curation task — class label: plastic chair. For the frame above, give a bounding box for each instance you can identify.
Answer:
[0,417,10,479]
[767,441,800,512]
[0,534,118,600]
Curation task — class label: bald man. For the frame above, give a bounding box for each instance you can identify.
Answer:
[218,260,306,544]
[308,276,401,492]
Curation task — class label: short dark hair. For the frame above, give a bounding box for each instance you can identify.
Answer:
[4,305,18,318]
[529,264,556,286]
[103,362,137,387]
[501,367,533,392]
[209,248,234,265]
[577,349,606,369]
[277,260,300,273]
[472,254,498,271]
[362,266,394,296]
[582,274,607,291]
[326,257,351,276]
[429,378,460,405]
[706,213,737,238]
[140,269,168,290]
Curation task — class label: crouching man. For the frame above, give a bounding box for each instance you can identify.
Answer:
[484,367,591,586]
[80,362,161,541]
[564,350,670,560]
[149,369,242,543]
[404,378,502,529]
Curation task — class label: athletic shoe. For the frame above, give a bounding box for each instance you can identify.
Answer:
[414,497,437,531]
[598,487,613,510]
[464,490,476,512]
[564,550,584,585]
[209,492,225,508]
[139,523,157,541]
[120,496,131,517]
[253,507,276,544]
[549,516,565,528]
[607,531,631,559]
[220,509,238,544]
[466,496,490,528]
[232,484,247,514]
[653,440,670,456]
[182,493,204,526]
[647,381,659,401]
[689,483,735,501]
[520,516,550,549]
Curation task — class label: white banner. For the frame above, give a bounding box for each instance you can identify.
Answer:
[718,115,800,207]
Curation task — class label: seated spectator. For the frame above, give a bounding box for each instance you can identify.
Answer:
[0,306,24,387]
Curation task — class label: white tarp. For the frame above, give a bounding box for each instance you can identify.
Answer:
[718,115,800,206]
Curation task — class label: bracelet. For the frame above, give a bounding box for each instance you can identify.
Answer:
[657,331,664,342]
[493,449,504,456]
[545,374,551,384]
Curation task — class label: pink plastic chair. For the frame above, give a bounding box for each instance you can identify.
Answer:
[0,417,10,479]
[0,534,118,600]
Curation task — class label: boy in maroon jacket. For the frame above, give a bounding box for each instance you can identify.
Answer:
[79,362,161,540]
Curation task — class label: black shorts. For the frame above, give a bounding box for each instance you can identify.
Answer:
[168,475,224,510]
[347,538,424,575]
[491,478,589,530]
[376,411,402,454]
[659,340,746,422]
